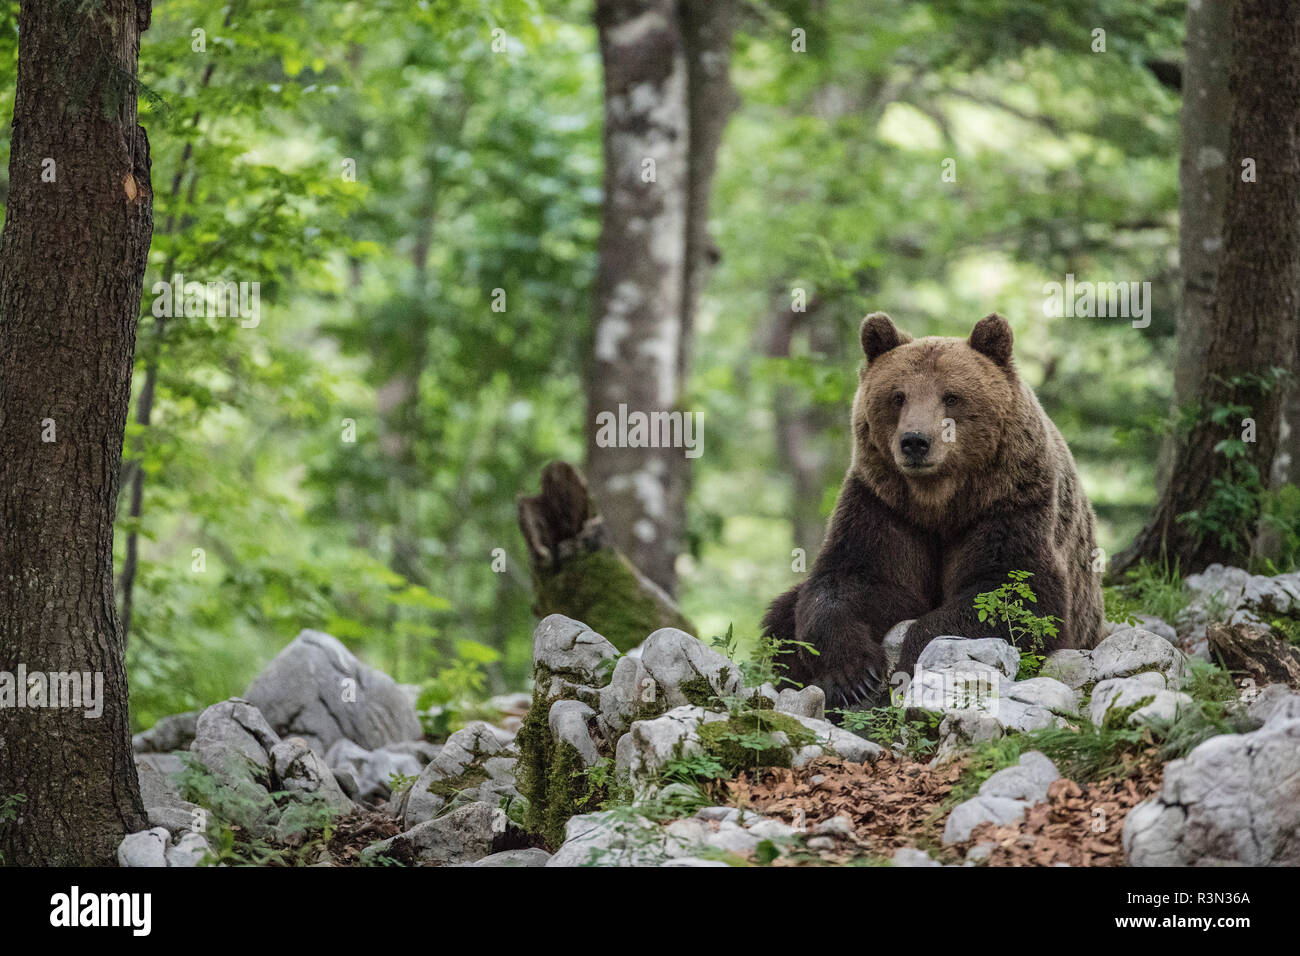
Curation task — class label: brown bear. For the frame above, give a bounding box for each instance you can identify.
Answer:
[762,312,1103,709]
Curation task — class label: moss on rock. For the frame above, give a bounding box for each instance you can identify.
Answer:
[425,764,489,801]
[517,690,612,851]
[697,709,818,775]
[541,741,594,850]
[516,691,557,842]
[679,675,716,707]
[1102,695,1157,731]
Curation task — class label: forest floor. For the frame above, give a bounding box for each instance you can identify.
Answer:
[728,751,1164,867]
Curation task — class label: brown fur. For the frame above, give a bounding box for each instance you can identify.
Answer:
[763,313,1104,709]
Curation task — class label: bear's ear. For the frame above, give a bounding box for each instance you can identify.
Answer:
[861,312,903,363]
[969,313,1014,368]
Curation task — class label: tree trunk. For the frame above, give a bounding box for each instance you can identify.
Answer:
[1274,361,1300,488]
[1154,0,1233,496]
[675,0,738,580]
[678,0,738,383]
[0,0,153,865]
[1114,0,1300,576]
[1253,314,1300,565]
[517,461,693,652]
[586,0,736,597]
[766,293,839,558]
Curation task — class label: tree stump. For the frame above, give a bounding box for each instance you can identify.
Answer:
[517,461,694,652]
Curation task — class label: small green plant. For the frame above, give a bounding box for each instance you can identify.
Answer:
[202,795,343,867]
[0,793,26,865]
[1107,558,1189,624]
[950,722,1149,807]
[580,756,617,797]
[415,640,499,738]
[1176,369,1289,556]
[1103,587,1141,628]
[1180,658,1239,704]
[1258,484,1300,573]
[710,623,815,695]
[660,751,728,787]
[973,571,1059,675]
[1269,615,1300,646]
[836,704,904,742]
[387,771,417,796]
[0,793,24,823]
[577,756,628,814]
[175,756,343,866]
[833,704,941,756]
[1015,649,1044,680]
[753,839,782,865]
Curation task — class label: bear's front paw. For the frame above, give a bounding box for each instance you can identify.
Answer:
[788,621,887,710]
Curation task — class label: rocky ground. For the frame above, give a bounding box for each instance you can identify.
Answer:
[121,563,1300,867]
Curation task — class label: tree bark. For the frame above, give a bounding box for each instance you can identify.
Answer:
[1154,0,1232,496]
[1253,309,1300,565]
[674,0,738,581]
[678,0,738,384]
[586,0,736,597]
[1274,357,1300,488]
[0,0,153,865]
[1114,0,1300,576]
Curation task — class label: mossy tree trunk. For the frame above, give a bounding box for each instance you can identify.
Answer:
[517,461,693,652]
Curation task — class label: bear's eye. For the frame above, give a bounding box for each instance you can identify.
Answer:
[943,393,960,407]
[892,392,905,408]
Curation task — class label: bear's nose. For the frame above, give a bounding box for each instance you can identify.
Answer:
[900,432,930,460]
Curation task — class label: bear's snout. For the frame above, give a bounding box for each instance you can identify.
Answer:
[899,431,931,464]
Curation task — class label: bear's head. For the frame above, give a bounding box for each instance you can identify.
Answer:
[852,312,1024,512]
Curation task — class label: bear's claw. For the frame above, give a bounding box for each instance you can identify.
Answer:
[838,672,882,709]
